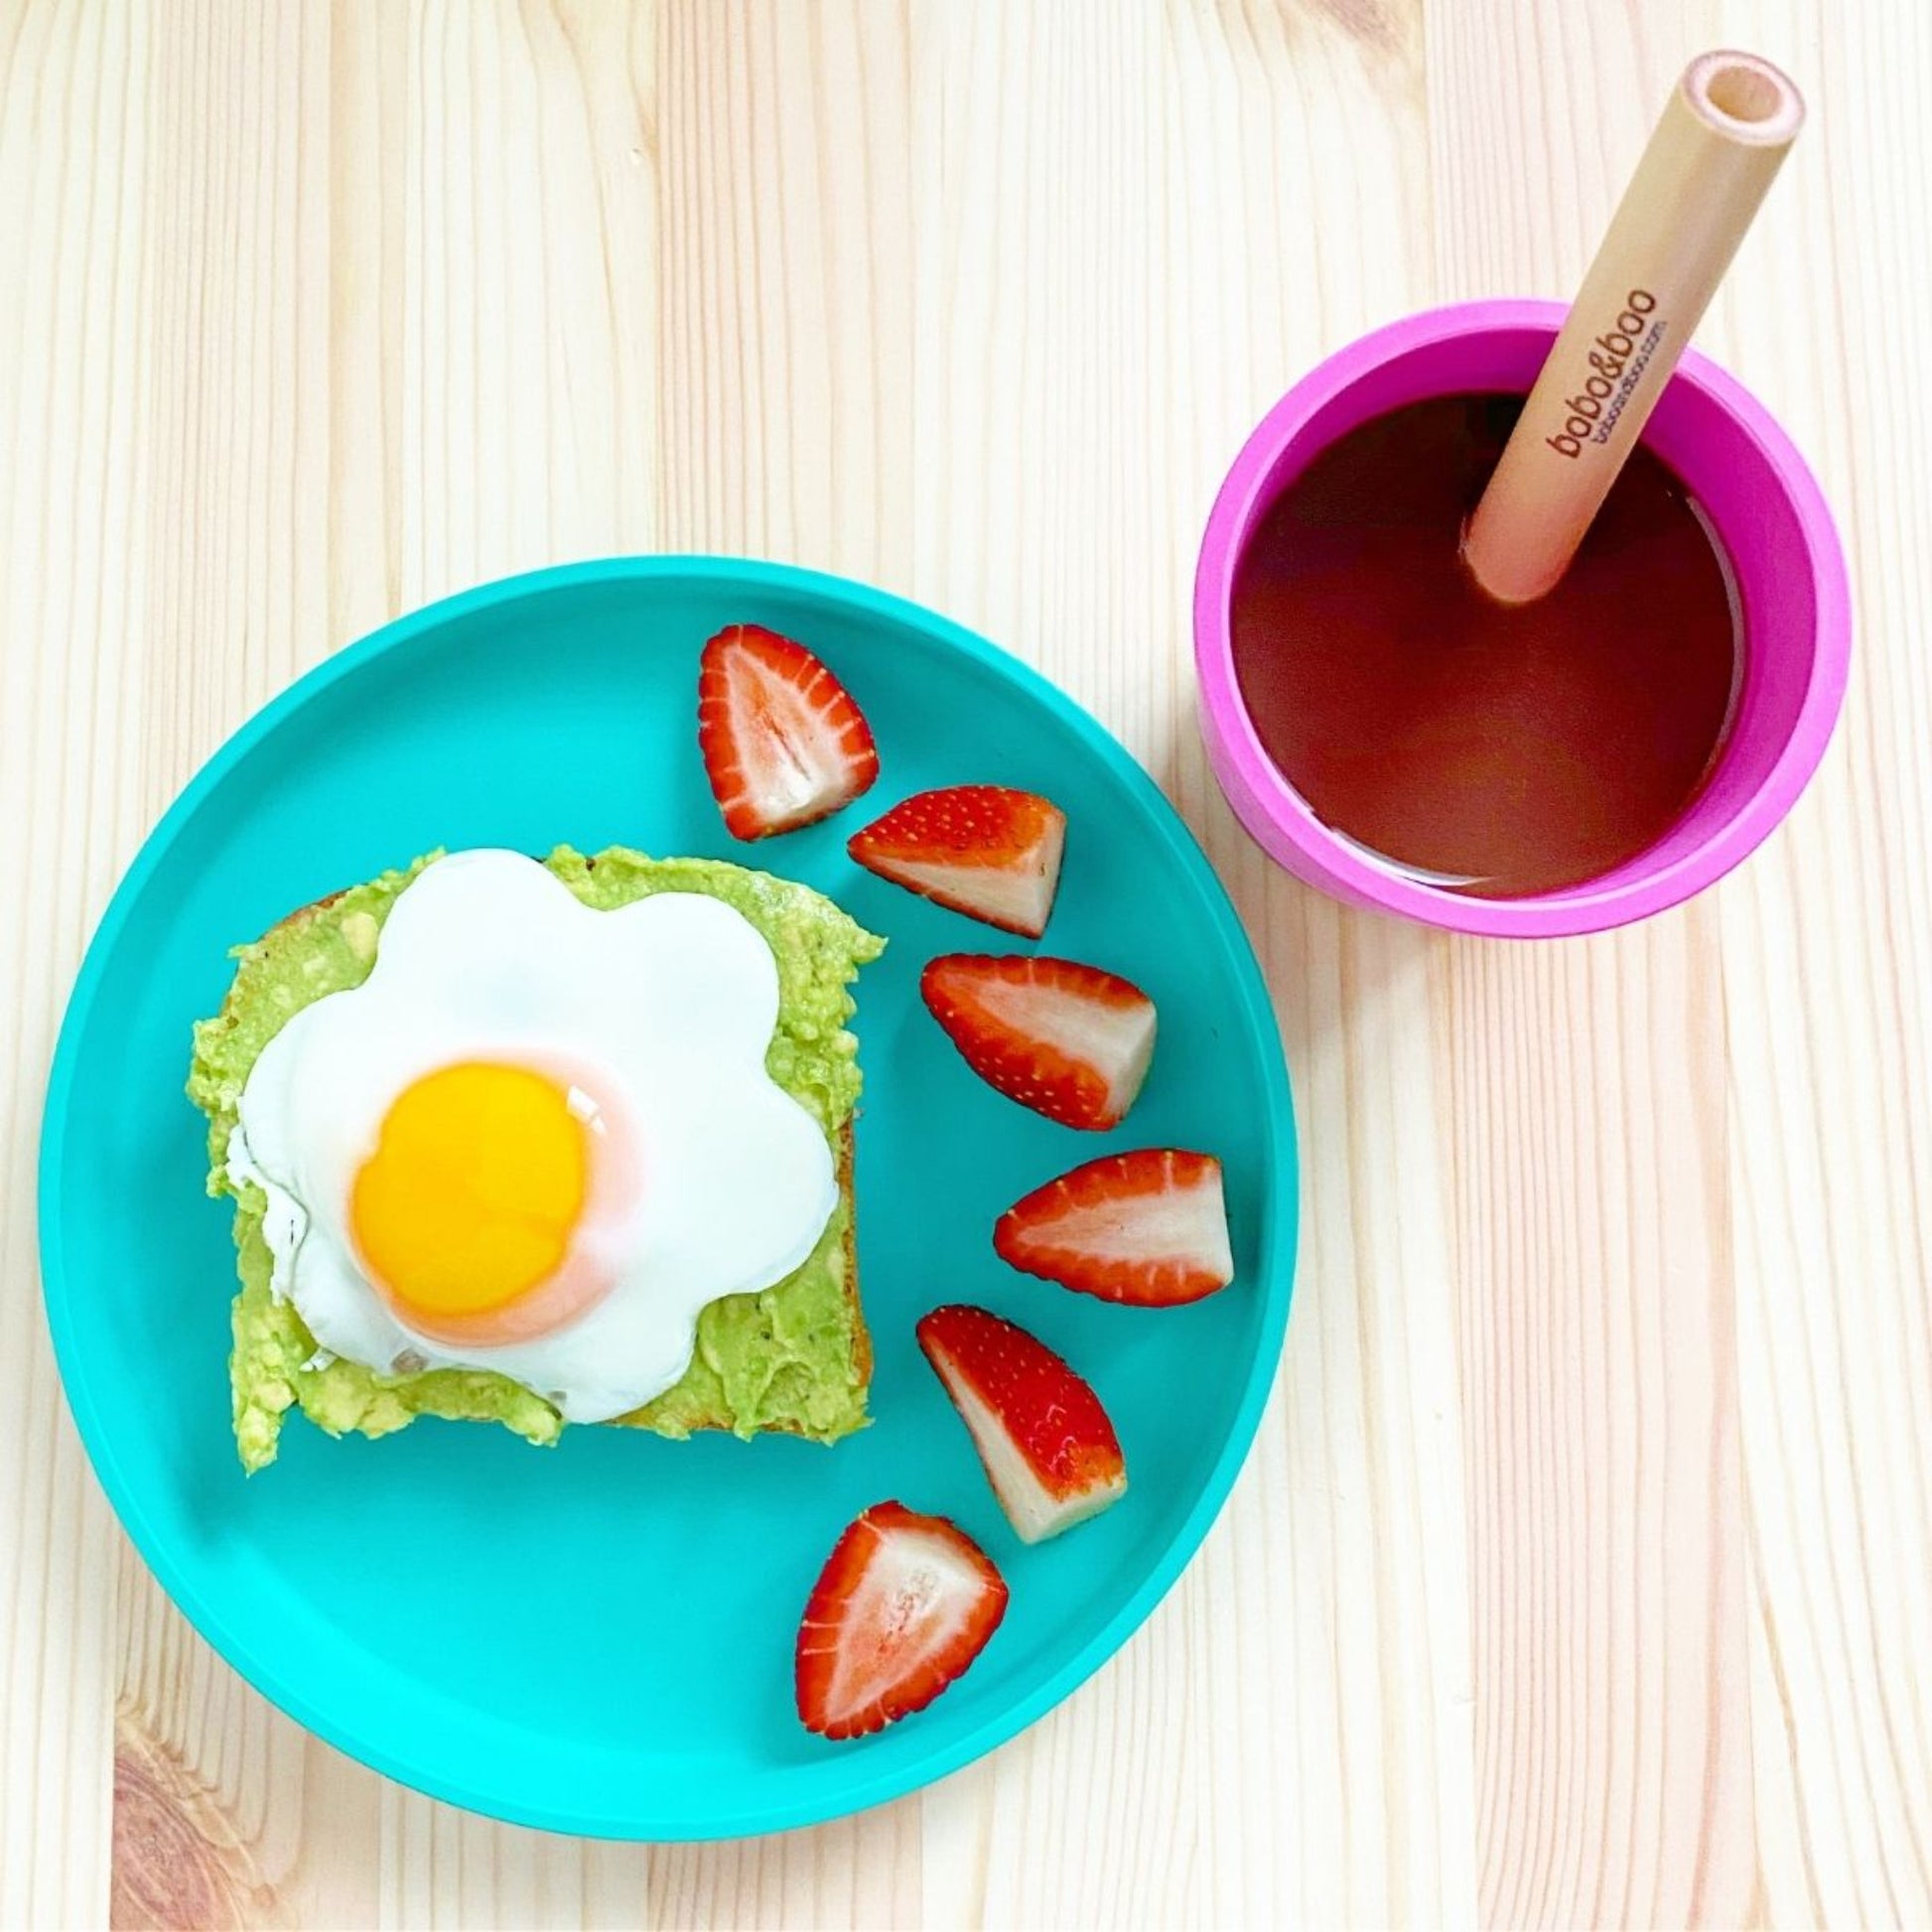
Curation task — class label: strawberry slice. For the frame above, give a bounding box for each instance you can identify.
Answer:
[697,623,880,839]
[994,1149,1234,1305]
[848,786,1066,937]
[919,954,1156,1130]
[916,1305,1127,1544]
[794,1501,1009,1739]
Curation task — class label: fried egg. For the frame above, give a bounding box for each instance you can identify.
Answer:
[224,850,838,1423]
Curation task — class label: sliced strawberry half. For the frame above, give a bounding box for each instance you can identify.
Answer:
[994,1148,1234,1305]
[697,623,880,839]
[794,1500,1008,1739]
[848,785,1066,937]
[916,1305,1127,1544]
[919,954,1156,1130]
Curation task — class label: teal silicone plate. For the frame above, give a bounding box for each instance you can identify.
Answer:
[40,559,1298,1839]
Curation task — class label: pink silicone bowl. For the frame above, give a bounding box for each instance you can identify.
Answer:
[1193,300,1852,938]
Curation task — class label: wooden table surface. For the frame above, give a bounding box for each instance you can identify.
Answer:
[4,3,1928,1927]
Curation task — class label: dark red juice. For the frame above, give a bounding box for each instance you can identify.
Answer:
[1229,394,1741,897]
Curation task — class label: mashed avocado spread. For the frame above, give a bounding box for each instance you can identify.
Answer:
[187,846,885,1471]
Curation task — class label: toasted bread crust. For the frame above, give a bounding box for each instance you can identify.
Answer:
[231,866,869,1443]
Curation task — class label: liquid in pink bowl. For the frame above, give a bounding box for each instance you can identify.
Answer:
[1192,301,1851,938]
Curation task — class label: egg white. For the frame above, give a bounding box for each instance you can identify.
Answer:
[226,850,839,1423]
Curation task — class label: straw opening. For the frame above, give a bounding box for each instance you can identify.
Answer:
[1706,65,1780,122]
[1686,51,1804,143]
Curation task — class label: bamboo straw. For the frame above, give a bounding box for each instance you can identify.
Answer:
[1463,51,1804,606]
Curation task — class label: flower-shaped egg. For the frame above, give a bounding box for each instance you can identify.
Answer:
[225,850,837,1422]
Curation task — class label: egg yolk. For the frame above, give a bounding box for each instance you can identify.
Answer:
[351,1061,589,1321]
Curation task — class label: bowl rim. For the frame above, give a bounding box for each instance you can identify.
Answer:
[1191,298,1852,938]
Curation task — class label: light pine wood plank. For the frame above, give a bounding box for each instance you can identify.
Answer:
[656,0,913,586]
[1709,0,1932,1922]
[1435,911,1754,1928]
[2,3,150,1925]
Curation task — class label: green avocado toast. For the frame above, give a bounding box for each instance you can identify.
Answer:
[188,845,885,1472]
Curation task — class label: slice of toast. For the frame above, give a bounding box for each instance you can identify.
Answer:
[188,846,884,1469]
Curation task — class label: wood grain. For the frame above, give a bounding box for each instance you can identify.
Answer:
[2,1,1927,1926]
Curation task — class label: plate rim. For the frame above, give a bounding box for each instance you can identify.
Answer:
[38,555,1300,1840]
